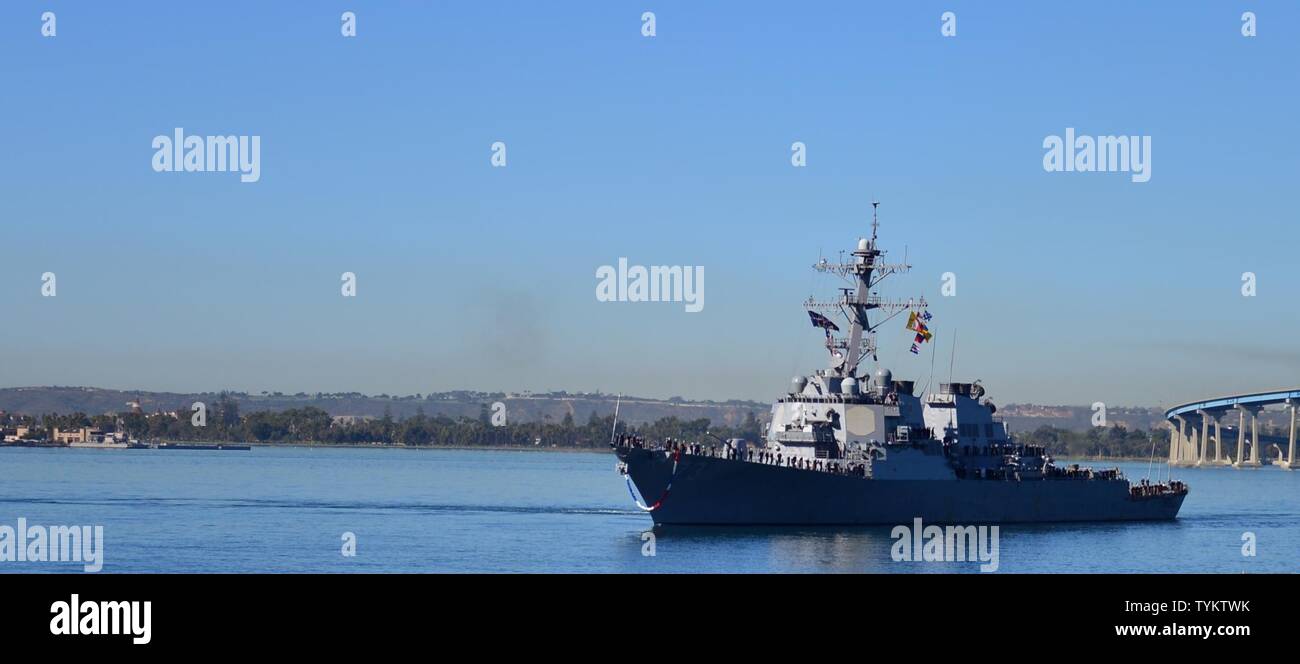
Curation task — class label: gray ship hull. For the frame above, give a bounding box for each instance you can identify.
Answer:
[617,448,1186,526]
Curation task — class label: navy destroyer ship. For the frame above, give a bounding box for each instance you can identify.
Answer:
[614,204,1187,525]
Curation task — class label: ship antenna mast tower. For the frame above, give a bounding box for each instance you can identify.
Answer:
[804,201,926,380]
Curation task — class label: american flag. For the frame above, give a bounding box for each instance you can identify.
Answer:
[807,310,840,332]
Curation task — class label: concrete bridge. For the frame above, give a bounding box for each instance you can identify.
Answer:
[1164,390,1300,469]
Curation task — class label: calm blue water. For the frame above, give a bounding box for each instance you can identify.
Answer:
[0,446,1294,573]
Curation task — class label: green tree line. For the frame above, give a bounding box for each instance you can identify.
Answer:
[3,399,765,448]
[1017,425,1167,459]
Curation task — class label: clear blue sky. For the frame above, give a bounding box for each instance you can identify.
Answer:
[1,1,1297,408]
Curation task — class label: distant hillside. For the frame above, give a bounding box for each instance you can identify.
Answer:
[0,386,769,428]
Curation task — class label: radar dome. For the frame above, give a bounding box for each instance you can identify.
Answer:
[791,376,808,394]
[841,377,858,395]
[874,368,893,395]
[857,238,869,252]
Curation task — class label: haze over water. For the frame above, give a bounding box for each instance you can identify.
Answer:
[0,447,1293,573]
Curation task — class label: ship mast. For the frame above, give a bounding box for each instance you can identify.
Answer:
[805,202,925,379]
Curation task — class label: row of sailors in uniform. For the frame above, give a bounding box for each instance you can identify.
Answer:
[957,443,1047,458]
[613,435,868,477]
[953,461,1122,482]
[1044,463,1122,480]
[616,434,650,449]
[614,435,733,458]
[1130,478,1188,497]
[747,449,868,477]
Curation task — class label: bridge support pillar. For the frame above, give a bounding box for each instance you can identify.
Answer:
[1170,416,1186,465]
[1175,415,1185,467]
[1233,407,1246,467]
[1196,410,1210,465]
[1286,400,1297,470]
[1214,418,1223,464]
[1248,408,1261,466]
